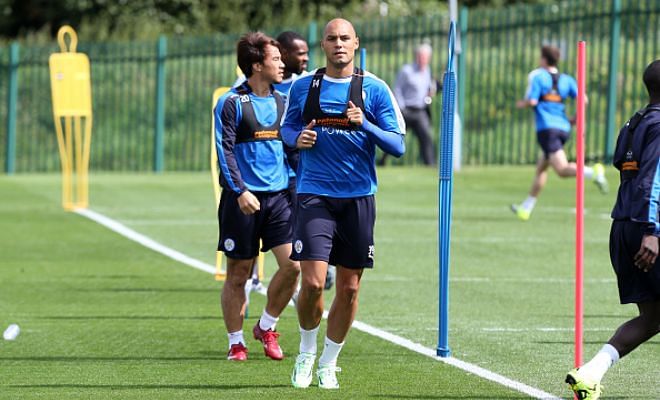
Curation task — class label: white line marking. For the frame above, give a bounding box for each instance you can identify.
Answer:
[75,208,562,400]
[74,208,215,275]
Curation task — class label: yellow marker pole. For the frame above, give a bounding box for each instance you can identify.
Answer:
[211,87,264,282]
[49,26,93,210]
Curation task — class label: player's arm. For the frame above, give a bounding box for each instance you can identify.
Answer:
[517,72,541,108]
[350,82,406,157]
[215,97,260,214]
[630,123,660,271]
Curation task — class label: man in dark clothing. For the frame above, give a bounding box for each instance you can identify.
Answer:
[566,59,660,400]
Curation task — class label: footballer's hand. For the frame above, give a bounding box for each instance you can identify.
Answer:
[515,99,527,109]
[297,120,317,149]
[347,101,363,126]
[634,234,659,272]
[237,190,260,215]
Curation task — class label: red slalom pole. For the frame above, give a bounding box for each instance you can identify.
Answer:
[575,41,586,368]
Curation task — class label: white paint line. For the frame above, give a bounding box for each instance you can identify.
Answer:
[75,208,562,400]
[74,208,215,275]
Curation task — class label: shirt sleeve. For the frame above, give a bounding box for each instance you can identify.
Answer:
[526,73,543,101]
[281,80,305,148]
[363,80,406,157]
[631,123,660,235]
[214,96,247,194]
[567,76,578,99]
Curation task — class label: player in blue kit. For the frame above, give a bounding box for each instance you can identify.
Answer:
[512,45,608,221]
[566,60,660,400]
[215,32,300,362]
[281,18,406,389]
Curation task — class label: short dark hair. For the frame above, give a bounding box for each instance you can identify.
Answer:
[237,32,279,78]
[643,59,660,100]
[276,31,306,51]
[540,45,560,67]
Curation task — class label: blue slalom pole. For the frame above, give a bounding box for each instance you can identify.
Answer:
[437,21,457,358]
[360,48,366,70]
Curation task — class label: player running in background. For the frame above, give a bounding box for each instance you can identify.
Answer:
[282,18,405,389]
[511,45,608,221]
[566,60,660,400]
[215,32,299,362]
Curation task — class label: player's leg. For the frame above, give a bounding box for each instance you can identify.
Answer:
[217,189,260,361]
[251,243,299,360]
[511,155,548,220]
[221,257,254,361]
[290,194,335,388]
[292,260,328,388]
[547,134,608,193]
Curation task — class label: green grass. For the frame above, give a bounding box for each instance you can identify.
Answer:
[1,166,658,399]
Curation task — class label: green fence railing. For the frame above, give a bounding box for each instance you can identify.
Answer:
[1,0,659,173]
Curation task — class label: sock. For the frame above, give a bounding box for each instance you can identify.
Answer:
[299,325,319,354]
[584,166,594,179]
[318,336,344,366]
[259,310,279,331]
[521,196,537,211]
[228,330,245,348]
[580,344,620,382]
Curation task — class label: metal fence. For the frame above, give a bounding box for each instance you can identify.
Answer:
[1,0,658,172]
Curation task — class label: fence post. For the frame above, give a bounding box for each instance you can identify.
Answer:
[154,36,167,173]
[5,42,19,174]
[307,21,317,70]
[457,7,468,124]
[604,0,621,162]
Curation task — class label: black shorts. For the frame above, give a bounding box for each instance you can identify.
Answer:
[609,220,660,304]
[217,189,293,259]
[537,128,570,158]
[292,194,375,269]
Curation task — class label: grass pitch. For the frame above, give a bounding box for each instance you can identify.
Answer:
[1,166,658,399]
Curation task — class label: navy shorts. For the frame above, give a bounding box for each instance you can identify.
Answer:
[537,128,570,158]
[292,194,375,269]
[217,189,293,259]
[609,221,660,304]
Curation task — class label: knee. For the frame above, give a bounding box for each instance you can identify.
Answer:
[226,262,251,288]
[301,278,323,298]
[336,281,360,304]
[280,260,301,278]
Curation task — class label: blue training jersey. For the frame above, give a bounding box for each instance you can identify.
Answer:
[281,69,405,198]
[214,86,290,194]
[525,68,577,132]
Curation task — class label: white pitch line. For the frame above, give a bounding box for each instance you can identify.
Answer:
[75,208,562,400]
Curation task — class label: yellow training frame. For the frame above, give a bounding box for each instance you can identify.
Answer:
[211,87,265,281]
[49,26,93,211]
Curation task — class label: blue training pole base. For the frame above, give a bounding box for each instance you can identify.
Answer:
[437,346,451,358]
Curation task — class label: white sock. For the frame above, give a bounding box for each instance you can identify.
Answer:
[259,310,279,331]
[228,330,245,348]
[521,196,537,211]
[299,325,319,354]
[584,166,594,179]
[580,344,620,382]
[318,336,344,366]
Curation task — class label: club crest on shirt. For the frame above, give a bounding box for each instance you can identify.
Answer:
[224,238,235,252]
[294,240,303,254]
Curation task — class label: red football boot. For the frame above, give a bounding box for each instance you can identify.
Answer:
[253,322,284,360]
[227,343,248,361]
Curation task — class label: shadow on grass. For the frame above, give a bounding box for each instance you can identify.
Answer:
[74,288,216,293]
[369,395,529,399]
[7,384,289,390]
[37,315,219,320]
[0,356,227,362]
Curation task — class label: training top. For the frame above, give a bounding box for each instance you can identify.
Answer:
[214,82,290,194]
[281,68,406,198]
[525,68,577,133]
[611,104,660,236]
